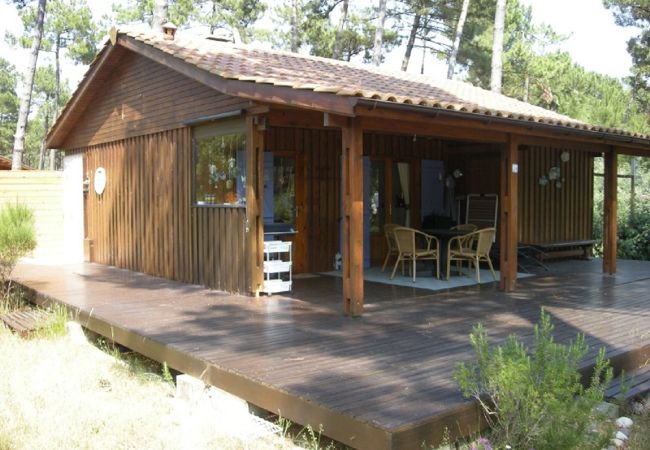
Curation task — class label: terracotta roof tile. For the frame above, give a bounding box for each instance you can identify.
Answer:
[52,27,650,144]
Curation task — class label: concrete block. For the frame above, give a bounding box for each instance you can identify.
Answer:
[205,385,250,417]
[65,321,87,344]
[175,374,206,405]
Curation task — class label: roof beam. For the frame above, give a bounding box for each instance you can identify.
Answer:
[355,100,650,154]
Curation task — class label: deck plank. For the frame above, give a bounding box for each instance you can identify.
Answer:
[11,259,650,450]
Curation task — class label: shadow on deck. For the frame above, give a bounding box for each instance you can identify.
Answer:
[11,259,650,450]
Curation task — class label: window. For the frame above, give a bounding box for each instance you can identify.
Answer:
[273,156,295,224]
[193,121,246,206]
[369,160,385,233]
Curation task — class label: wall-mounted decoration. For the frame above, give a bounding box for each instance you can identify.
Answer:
[538,175,549,186]
[560,151,570,162]
[94,167,107,195]
[548,166,561,181]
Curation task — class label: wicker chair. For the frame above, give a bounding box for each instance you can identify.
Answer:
[391,227,440,282]
[450,223,478,233]
[447,223,479,275]
[381,224,400,272]
[447,227,497,283]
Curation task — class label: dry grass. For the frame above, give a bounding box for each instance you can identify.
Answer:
[628,413,650,450]
[0,325,301,450]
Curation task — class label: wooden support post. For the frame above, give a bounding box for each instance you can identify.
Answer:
[341,118,364,316]
[603,147,618,275]
[246,115,265,296]
[499,134,519,292]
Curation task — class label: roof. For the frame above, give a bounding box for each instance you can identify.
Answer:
[0,155,30,170]
[48,27,650,148]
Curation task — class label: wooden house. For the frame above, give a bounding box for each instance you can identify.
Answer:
[47,25,650,316]
[0,155,30,170]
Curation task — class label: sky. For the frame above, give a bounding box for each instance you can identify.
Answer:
[0,0,640,95]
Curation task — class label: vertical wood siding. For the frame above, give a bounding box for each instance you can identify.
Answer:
[61,51,249,150]
[518,146,594,243]
[266,129,446,273]
[266,127,343,273]
[84,128,248,293]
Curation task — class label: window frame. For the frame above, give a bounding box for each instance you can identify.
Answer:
[191,119,247,209]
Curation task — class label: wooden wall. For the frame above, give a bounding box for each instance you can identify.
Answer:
[447,144,501,195]
[266,127,341,273]
[84,128,248,293]
[518,146,594,243]
[0,171,64,260]
[61,50,249,149]
[266,129,447,273]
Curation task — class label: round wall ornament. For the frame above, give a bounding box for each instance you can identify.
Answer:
[94,167,107,195]
[560,151,570,162]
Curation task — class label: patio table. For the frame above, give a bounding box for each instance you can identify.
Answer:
[421,228,466,277]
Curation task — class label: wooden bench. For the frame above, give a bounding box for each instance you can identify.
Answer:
[523,240,596,260]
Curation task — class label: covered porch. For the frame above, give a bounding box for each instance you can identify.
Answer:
[12,258,650,450]
[245,104,627,315]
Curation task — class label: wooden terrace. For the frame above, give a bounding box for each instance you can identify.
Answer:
[12,259,650,450]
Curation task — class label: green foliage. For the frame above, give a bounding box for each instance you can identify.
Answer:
[604,0,650,112]
[0,58,18,159]
[161,361,174,385]
[112,0,194,28]
[0,204,36,291]
[593,155,650,261]
[13,0,98,64]
[0,285,30,314]
[267,0,399,61]
[192,0,266,43]
[33,304,70,339]
[454,308,613,450]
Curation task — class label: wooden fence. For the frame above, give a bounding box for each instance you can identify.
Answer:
[0,171,64,260]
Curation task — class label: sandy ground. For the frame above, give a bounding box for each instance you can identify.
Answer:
[0,324,300,450]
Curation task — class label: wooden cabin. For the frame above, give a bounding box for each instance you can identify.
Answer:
[47,26,650,316]
[0,155,30,170]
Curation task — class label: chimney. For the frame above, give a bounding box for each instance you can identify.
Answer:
[162,22,177,40]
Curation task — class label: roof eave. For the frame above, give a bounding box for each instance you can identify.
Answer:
[355,98,650,152]
[46,42,118,149]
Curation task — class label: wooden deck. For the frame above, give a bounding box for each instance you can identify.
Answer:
[11,259,650,450]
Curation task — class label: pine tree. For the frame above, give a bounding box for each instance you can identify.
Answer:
[11,0,47,170]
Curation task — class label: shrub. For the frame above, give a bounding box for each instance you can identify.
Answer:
[0,203,36,292]
[454,308,613,450]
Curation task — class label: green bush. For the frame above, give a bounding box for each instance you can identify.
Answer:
[0,203,36,291]
[454,308,613,450]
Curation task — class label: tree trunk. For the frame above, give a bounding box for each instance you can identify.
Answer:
[152,0,168,31]
[332,0,349,60]
[38,102,50,170]
[48,35,61,170]
[490,0,506,93]
[372,0,388,66]
[447,0,470,79]
[420,38,427,75]
[54,34,60,117]
[290,0,300,52]
[210,1,217,34]
[12,0,47,171]
[401,13,421,71]
[523,73,529,102]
